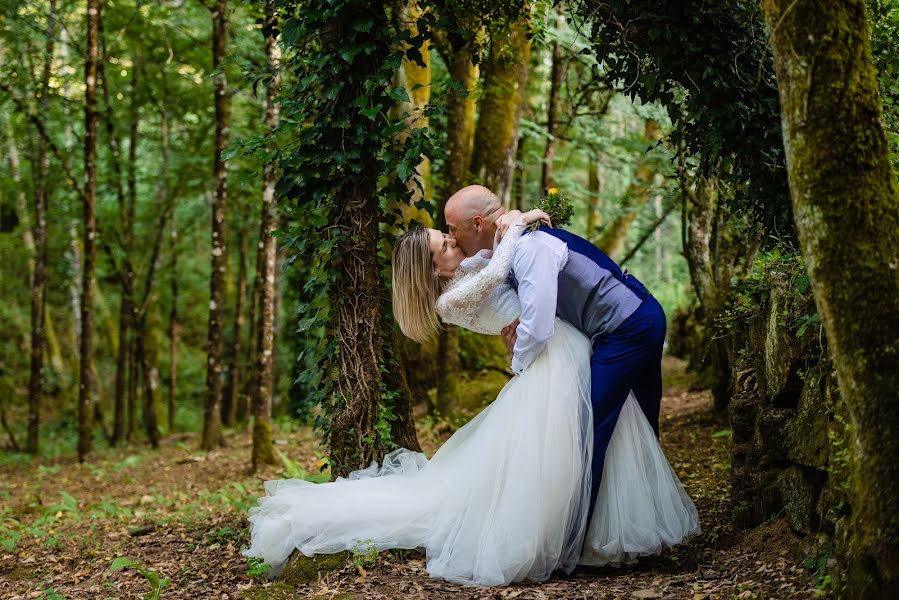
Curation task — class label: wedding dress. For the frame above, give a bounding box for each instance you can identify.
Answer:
[243,221,699,586]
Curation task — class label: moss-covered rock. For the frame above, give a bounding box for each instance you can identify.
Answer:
[761,272,803,406]
[754,407,795,464]
[780,465,826,535]
[729,391,759,446]
[732,466,783,528]
[279,550,352,585]
[787,376,830,470]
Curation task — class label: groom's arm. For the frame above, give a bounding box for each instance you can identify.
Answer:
[509,233,566,374]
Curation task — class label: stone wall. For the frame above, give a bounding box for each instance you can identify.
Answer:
[724,268,851,539]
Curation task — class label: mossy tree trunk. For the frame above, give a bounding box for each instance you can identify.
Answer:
[432,29,481,415]
[761,0,899,595]
[470,7,532,207]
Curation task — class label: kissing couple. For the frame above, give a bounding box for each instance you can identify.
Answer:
[244,184,700,586]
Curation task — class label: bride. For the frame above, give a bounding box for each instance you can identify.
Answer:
[243,210,699,586]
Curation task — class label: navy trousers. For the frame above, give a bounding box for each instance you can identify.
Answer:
[585,277,666,526]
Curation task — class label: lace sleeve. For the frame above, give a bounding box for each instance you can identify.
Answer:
[436,219,525,328]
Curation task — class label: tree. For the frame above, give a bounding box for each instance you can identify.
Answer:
[470,4,532,206]
[277,0,435,476]
[78,0,101,462]
[761,0,899,595]
[202,0,230,451]
[540,1,566,193]
[26,0,56,454]
[250,0,281,472]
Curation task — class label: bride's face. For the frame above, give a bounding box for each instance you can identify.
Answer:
[427,229,465,277]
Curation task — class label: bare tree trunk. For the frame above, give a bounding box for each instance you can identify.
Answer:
[240,240,260,425]
[21,0,57,455]
[586,155,602,237]
[168,208,178,433]
[761,1,899,594]
[78,0,101,462]
[470,8,532,206]
[106,27,139,446]
[202,0,229,450]
[224,224,247,427]
[134,334,159,448]
[540,2,566,193]
[251,0,281,471]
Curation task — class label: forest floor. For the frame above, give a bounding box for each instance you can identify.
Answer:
[0,357,825,599]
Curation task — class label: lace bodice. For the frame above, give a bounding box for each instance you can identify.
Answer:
[435,221,524,335]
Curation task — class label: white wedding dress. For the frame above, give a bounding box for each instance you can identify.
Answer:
[243,222,699,586]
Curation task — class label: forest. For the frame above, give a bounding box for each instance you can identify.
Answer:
[1,0,897,598]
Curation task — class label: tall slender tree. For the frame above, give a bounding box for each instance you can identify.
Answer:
[202,0,230,450]
[250,0,281,471]
[224,223,247,427]
[761,0,899,595]
[540,1,566,193]
[79,0,101,462]
[26,0,56,454]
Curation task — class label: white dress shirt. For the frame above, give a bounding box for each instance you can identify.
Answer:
[505,231,569,374]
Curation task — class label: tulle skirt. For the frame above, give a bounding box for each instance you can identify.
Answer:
[243,319,699,586]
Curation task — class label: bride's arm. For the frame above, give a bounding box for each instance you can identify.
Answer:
[435,217,527,325]
[496,209,551,241]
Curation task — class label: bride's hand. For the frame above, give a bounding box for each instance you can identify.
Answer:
[495,210,524,241]
[521,209,552,228]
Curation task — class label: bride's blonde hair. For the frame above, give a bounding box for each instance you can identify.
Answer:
[392,228,441,344]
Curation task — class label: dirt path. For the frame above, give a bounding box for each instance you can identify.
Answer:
[1,358,821,599]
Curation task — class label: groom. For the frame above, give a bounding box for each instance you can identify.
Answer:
[444,184,667,523]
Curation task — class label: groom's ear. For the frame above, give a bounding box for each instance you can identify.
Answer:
[472,215,483,232]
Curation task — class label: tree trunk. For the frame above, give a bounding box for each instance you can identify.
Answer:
[540,2,566,193]
[241,238,261,425]
[135,334,159,449]
[202,0,229,451]
[108,34,139,446]
[470,9,532,206]
[22,0,56,455]
[328,184,388,476]
[168,208,178,433]
[586,155,602,237]
[761,1,899,594]
[78,0,101,462]
[595,119,661,258]
[224,225,247,427]
[431,40,480,414]
[251,0,281,471]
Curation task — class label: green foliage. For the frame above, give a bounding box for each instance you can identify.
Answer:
[245,556,272,581]
[108,557,171,600]
[273,0,442,472]
[717,247,813,334]
[867,0,899,172]
[531,187,574,230]
[572,0,791,240]
[350,539,380,570]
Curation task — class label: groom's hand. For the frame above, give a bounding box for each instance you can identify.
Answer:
[501,319,519,356]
